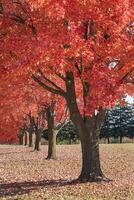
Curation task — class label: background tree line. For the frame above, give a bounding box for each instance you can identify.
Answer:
[19,105,134,146]
[57,105,134,144]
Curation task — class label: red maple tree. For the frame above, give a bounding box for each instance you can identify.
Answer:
[0,0,133,181]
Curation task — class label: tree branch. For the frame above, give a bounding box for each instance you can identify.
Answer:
[74,61,82,75]
[38,69,65,92]
[44,66,67,81]
[32,74,66,97]
[120,67,134,83]
[10,13,25,24]
[55,72,67,81]
[0,2,3,14]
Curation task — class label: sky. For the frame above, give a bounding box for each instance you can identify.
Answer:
[126,95,134,105]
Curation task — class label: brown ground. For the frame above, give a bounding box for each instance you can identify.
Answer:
[0,144,134,200]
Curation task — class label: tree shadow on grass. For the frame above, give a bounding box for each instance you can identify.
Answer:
[0,178,111,197]
[0,179,80,197]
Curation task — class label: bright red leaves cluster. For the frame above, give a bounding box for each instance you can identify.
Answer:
[0,0,134,141]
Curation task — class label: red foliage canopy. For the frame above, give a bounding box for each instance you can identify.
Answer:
[0,0,134,141]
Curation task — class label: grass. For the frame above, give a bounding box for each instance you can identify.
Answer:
[0,144,134,200]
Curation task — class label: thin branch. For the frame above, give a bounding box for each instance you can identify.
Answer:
[55,72,67,81]
[0,2,3,14]
[43,65,67,81]
[89,19,96,37]
[80,55,83,73]
[9,0,37,35]
[38,69,65,93]
[74,61,82,76]
[10,13,25,24]
[120,67,134,83]
[32,74,66,97]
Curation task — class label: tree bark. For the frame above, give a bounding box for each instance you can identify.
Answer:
[29,131,33,147]
[47,129,57,159]
[24,131,27,146]
[108,136,110,144]
[46,105,57,159]
[19,135,23,145]
[34,115,41,151]
[34,129,41,151]
[19,129,23,145]
[65,71,106,182]
[79,123,103,181]
[29,114,35,147]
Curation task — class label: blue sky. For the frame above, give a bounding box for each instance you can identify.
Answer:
[126,95,134,104]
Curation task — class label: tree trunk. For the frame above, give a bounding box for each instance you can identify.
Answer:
[34,114,41,151]
[79,127,103,181]
[47,129,57,159]
[65,71,106,182]
[24,132,27,146]
[46,104,57,159]
[33,70,107,182]
[34,129,41,151]
[29,114,34,147]
[19,135,23,145]
[108,136,110,144]
[120,135,122,143]
[19,129,23,145]
[29,131,33,147]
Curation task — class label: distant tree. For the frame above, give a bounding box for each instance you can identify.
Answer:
[101,105,134,143]
[19,128,24,145]
[57,120,79,144]
[22,116,28,146]
[28,112,35,147]
[33,113,42,151]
